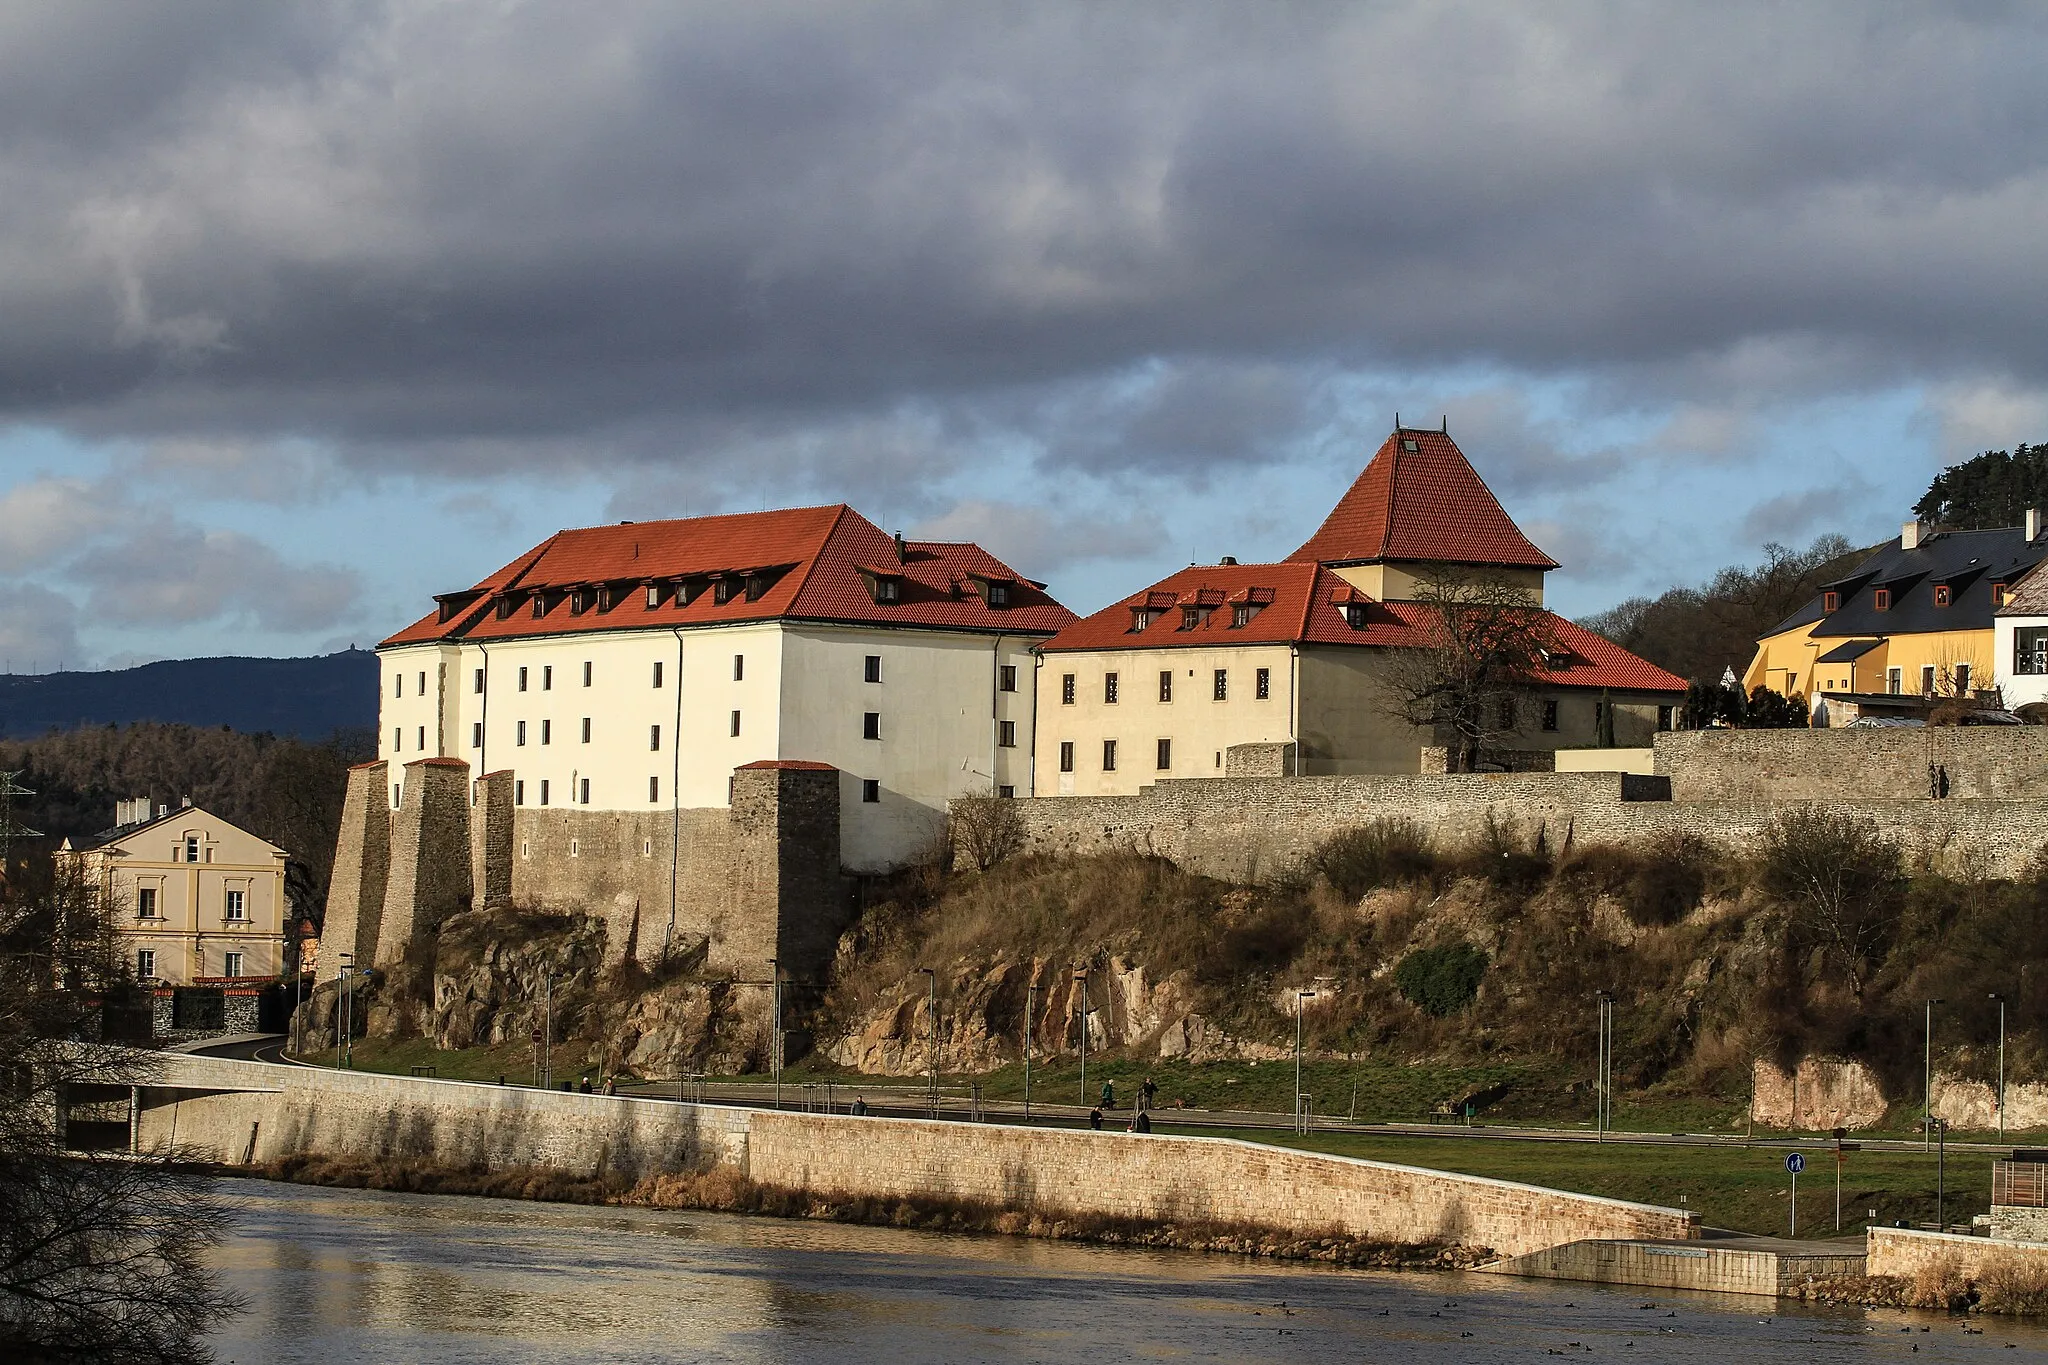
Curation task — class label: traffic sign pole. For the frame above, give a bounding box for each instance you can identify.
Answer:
[1786,1151,1806,1237]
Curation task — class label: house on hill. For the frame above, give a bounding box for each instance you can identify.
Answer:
[377,503,1074,870]
[1033,427,1685,793]
[1747,513,2048,724]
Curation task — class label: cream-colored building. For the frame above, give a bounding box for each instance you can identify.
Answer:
[377,504,1074,871]
[60,799,289,985]
[1035,428,1686,793]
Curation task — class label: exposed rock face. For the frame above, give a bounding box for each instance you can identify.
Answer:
[1932,1076,2048,1131]
[824,954,1286,1076]
[432,909,605,1051]
[1751,1057,1889,1130]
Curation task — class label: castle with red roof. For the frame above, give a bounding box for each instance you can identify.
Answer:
[1035,426,1684,794]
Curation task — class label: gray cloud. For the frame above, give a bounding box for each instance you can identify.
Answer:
[0,583,81,670]
[72,518,359,630]
[2,1,2046,494]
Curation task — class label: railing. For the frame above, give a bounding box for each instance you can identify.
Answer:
[1993,1160,2048,1208]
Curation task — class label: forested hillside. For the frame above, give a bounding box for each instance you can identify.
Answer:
[1916,443,2048,529]
[0,651,376,740]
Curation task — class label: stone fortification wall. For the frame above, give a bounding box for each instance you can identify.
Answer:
[321,761,389,966]
[132,1053,1692,1258]
[1012,772,2048,883]
[1866,1226,2048,1281]
[328,758,850,981]
[1655,727,2048,802]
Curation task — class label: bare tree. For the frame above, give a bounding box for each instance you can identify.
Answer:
[1757,809,1905,1000]
[0,852,242,1363]
[1377,569,1559,772]
[948,789,1026,872]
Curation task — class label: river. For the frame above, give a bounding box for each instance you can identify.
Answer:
[208,1178,2048,1363]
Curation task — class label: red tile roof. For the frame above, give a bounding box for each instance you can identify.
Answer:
[381,504,1074,647]
[1289,429,1558,569]
[1040,562,1682,693]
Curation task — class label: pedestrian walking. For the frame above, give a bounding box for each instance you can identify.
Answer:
[1100,1079,1115,1109]
[852,1096,869,1116]
[1140,1076,1157,1111]
[603,1075,617,1096]
[1089,1107,1104,1130]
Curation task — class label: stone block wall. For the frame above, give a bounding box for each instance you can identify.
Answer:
[134,1052,1693,1259]
[1224,742,1297,778]
[374,758,475,965]
[470,769,514,911]
[1654,727,2048,801]
[1867,1226,2048,1279]
[319,761,389,966]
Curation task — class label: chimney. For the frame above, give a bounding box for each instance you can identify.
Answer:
[893,532,907,564]
[1219,555,1238,565]
[180,795,191,808]
[2028,508,2042,543]
[1901,519,1928,551]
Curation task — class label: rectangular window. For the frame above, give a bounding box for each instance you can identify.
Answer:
[1105,672,1120,704]
[1213,669,1228,701]
[2016,626,2048,675]
[730,710,741,737]
[734,654,746,681]
[647,584,661,608]
[1061,673,1076,705]
[137,949,154,980]
[649,723,661,750]
[475,667,485,694]
[1921,664,1936,695]
[393,727,402,752]
[998,719,1017,747]
[541,719,552,745]
[1873,588,1891,611]
[1956,662,1972,695]
[1059,741,1075,773]
[225,889,246,921]
[542,665,553,690]
[652,660,664,688]
[997,784,1015,798]
[224,952,243,978]
[583,661,593,687]
[185,836,200,863]
[417,725,426,751]
[540,779,550,806]
[1102,739,1118,771]
[579,778,590,805]
[861,778,881,803]
[1888,667,1903,695]
[472,721,483,749]
[1156,737,1172,770]
[515,780,526,805]
[393,784,401,807]
[516,721,527,745]
[1657,705,1673,732]
[1255,666,1271,700]
[1541,699,1559,732]
[393,674,402,698]
[999,664,1017,692]
[1822,590,1840,613]
[1159,670,1173,703]
[518,665,529,691]
[138,887,157,919]
[863,712,881,740]
[417,670,426,695]
[650,776,661,803]
[1933,584,1952,608]
[582,717,592,743]
[865,655,882,683]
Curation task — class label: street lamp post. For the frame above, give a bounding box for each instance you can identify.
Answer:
[769,958,782,1110]
[1073,965,1091,1107]
[1294,988,1317,1136]
[542,969,555,1090]
[919,966,937,1117]
[1594,991,1613,1140]
[1924,998,1944,1150]
[290,925,305,1057]
[1991,993,2007,1144]
[336,952,354,1070]
[1024,979,1036,1124]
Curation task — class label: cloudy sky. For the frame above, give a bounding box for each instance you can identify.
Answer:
[5,2,2048,668]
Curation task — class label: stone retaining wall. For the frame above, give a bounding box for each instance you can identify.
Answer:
[1867,1226,2048,1280]
[1654,728,2048,802]
[132,1053,1692,1259]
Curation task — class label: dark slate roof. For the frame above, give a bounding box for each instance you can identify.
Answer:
[1765,526,2048,639]
[1815,638,1886,663]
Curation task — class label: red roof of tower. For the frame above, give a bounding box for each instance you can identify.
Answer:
[380,504,1074,647]
[1288,429,1558,570]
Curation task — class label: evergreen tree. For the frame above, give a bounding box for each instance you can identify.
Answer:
[1914,443,2048,529]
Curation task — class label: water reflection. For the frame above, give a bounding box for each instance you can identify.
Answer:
[209,1178,2048,1364]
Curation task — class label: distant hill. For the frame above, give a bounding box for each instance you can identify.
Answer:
[0,650,377,740]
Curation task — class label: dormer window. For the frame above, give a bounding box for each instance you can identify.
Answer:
[1129,609,1153,633]
[1933,584,1952,608]
[876,578,899,603]
[987,582,1010,608]
[1231,603,1262,628]
[857,566,902,604]
[1822,591,1840,612]
[1994,582,2008,606]
[495,594,518,620]
[645,584,662,608]
[531,594,546,618]
[714,577,742,604]
[1873,588,1891,611]
[1345,603,1369,630]
[569,588,594,615]
[1180,606,1201,630]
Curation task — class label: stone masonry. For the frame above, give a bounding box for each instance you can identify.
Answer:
[321,760,390,967]
[1654,726,2048,801]
[376,757,475,965]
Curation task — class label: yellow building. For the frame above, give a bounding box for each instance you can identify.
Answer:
[1746,516,2048,722]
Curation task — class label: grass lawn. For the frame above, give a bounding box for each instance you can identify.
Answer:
[1179,1126,1990,1239]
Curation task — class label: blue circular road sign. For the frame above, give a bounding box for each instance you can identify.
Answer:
[1785,1152,1805,1174]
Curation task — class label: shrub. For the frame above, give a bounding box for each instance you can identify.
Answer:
[1445,812,1550,891]
[949,791,1025,871]
[1758,809,1904,998]
[1195,901,1314,986]
[1623,831,1714,927]
[1393,942,1488,1017]
[1309,820,1434,900]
